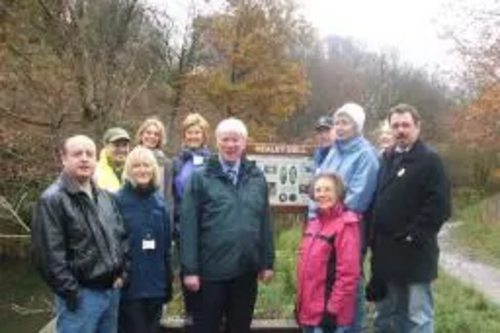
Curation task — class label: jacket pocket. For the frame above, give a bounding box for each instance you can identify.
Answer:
[239,228,261,269]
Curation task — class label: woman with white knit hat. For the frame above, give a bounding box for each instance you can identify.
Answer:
[313,102,380,333]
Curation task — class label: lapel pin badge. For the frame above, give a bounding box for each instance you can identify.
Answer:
[398,168,406,177]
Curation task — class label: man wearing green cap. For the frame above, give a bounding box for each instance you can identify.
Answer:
[95,127,131,192]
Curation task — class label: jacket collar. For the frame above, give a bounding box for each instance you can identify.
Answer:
[317,203,345,219]
[205,154,256,178]
[122,180,157,197]
[98,149,111,167]
[385,139,425,163]
[178,147,212,161]
[60,172,98,197]
[334,135,364,154]
[98,149,122,175]
[378,139,426,193]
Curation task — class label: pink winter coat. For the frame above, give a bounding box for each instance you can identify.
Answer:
[296,204,361,326]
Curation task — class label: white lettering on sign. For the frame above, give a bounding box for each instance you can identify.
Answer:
[253,144,308,155]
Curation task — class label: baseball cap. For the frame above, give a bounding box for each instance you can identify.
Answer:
[103,127,130,144]
[315,116,334,131]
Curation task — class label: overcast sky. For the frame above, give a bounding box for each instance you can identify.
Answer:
[146,0,476,71]
[298,0,457,68]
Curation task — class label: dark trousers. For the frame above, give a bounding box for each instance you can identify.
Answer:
[192,272,258,333]
[119,298,164,333]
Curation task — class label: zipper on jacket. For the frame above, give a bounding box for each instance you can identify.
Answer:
[83,194,117,272]
[298,222,325,315]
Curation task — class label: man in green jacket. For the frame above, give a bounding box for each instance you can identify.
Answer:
[180,117,275,333]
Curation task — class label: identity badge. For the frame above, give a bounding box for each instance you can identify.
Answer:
[142,239,156,251]
[398,168,406,177]
[193,155,204,166]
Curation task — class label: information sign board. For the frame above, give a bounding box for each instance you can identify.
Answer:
[247,143,315,209]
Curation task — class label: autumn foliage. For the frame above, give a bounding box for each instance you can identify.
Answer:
[449,83,500,148]
[184,0,309,139]
[446,1,500,149]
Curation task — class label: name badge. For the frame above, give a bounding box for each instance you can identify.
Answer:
[142,239,156,250]
[398,168,406,177]
[193,155,204,166]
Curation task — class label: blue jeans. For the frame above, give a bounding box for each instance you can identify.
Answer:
[55,288,120,333]
[374,282,434,333]
[302,325,349,333]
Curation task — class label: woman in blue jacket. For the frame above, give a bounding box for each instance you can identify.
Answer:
[172,113,212,324]
[315,103,379,333]
[116,146,172,333]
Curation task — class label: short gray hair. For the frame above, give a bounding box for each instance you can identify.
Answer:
[215,118,248,139]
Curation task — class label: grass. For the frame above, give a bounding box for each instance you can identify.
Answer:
[0,260,51,333]
[454,191,500,267]
[254,225,299,319]
[3,224,500,333]
[251,226,500,332]
[435,271,500,333]
[167,225,301,319]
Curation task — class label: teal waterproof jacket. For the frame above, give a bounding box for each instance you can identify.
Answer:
[180,155,274,281]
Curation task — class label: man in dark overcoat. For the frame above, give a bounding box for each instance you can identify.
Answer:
[368,103,451,333]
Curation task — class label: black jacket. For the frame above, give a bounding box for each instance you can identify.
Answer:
[180,156,275,281]
[369,140,451,283]
[31,173,129,300]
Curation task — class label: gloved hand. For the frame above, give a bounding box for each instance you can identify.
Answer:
[66,291,79,312]
[366,276,387,302]
[320,311,337,331]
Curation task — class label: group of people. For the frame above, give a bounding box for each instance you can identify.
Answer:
[298,103,451,333]
[31,114,274,333]
[30,101,451,333]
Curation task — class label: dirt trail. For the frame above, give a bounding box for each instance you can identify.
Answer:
[439,222,500,305]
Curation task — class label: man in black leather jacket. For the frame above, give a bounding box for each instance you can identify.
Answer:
[31,135,129,333]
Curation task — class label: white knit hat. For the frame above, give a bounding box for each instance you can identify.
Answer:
[334,103,366,133]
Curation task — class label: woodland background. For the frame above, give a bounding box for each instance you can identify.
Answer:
[0,0,499,256]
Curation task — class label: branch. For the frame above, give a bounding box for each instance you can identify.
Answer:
[0,234,30,239]
[14,192,28,213]
[11,302,52,315]
[0,146,29,162]
[124,70,154,109]
[0,105,54,128]
[0,196,31,233]
[7,45,32,64]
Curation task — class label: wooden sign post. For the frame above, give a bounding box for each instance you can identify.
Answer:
[247,143,315,216]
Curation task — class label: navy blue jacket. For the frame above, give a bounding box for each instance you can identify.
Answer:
[116,183,172,301]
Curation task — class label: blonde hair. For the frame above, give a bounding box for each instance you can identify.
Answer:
[375,120,392,136]
[135,117,167,148]
[182,113,210,144]
[122,146,161,188]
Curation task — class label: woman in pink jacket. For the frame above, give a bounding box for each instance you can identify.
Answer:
[296,173,361,333]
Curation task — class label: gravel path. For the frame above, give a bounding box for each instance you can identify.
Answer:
[439,222,500,305]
